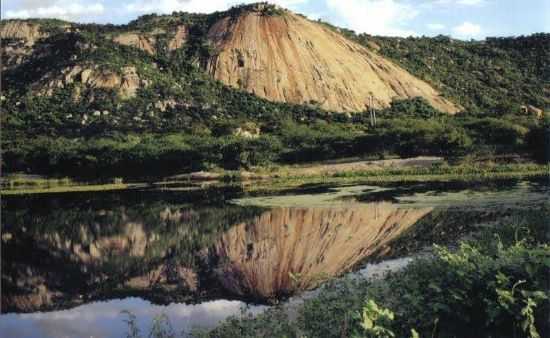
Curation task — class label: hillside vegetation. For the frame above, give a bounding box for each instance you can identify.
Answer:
[1,3,549,179]
[324,22,549,114]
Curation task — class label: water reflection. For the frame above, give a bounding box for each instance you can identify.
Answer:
[0,298,266,338]
[212,204,432,298]
[2,192,432,312]
[2,179,548,317]
[2,190,264,313]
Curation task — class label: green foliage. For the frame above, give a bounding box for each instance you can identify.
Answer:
[378,97,445,119]
[368,34,550,114]
[4,113,543,177]
[122,310,141,338]
[373,118,473,157]
[526,116,550,163]
[221,136,283,170]
[123,312,177,338]
[278,120,358,163]
[462,117,530,149]
[365,237,549,338]
[352,300,396,338]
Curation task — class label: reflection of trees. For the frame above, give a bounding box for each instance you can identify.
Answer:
[212,203,433,300]
[1,193,264,313]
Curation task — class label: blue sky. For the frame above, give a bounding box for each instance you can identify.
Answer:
[3,0,549,39]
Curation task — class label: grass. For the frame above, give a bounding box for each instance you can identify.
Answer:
[2,175,74,188]
[0,183,130,195]
[1,174,129,195]
[240,163,550,193]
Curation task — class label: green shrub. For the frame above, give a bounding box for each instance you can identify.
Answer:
[464,117,530,149]
[374,118,472,157]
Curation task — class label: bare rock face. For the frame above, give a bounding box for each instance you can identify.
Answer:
[206,11,459,113]
[38,65,147,99]
[0,21,44,46]
[112,26,188,54]
[113,32,157,55]
[521,105,544,119]
[119,66,143,98]
[168,25,189,51]
[125,265,198,292]
[154,99,178,112]
[1,21,46,71]
[213,204,432,299]
[42,222,151,264]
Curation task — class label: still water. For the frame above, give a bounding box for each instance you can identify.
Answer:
[1,179,549,337]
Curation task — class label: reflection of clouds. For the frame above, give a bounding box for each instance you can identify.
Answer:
[0,298,267,338]
[35,317,109,338]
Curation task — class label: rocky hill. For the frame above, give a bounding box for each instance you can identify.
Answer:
[205,4,457,113]
[0,3,459,127]
[2,3,547,133]
[1,3,548,176]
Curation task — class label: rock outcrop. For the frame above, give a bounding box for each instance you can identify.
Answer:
[168,25,189,51]
[1,21,47,71]
[38,65,147,99]
[1,43,33,71]
[112,25,188,54]
[0,21,44,46]
[113,32,157,55]
[213,204,432,299]
[206,8,459,113]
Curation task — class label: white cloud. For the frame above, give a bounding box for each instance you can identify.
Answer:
[452,21,482,38]
[5,0,105,21]
[422,0,486,8]
[456,0,484,5]
[325,0,418,37]
[124,0,309,15]
[427,23,445,30]
[4,0,310,22]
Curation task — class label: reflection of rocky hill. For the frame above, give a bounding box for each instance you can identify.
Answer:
[2,198,431,312]
[1,195,262,313]
[1,189,436,312]
[212,204,432,299]
[1,219,195,313]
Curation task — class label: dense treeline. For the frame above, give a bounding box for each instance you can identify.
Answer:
[4,107,548,178]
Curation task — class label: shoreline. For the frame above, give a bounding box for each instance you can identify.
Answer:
[2,160,549,196]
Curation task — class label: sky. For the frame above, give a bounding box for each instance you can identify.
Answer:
[2,0,549,40]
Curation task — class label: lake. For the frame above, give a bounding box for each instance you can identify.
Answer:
[1,178,549,337]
